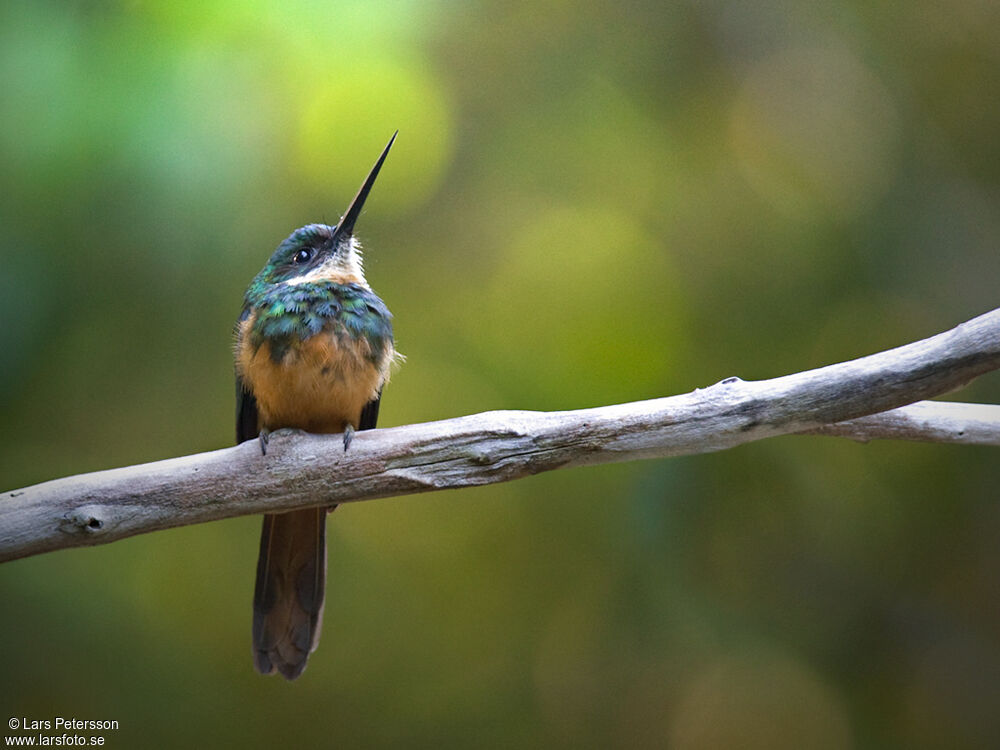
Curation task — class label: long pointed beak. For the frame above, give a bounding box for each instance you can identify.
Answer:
[332,131,397,244]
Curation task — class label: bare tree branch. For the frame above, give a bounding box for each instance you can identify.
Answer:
[2,307,999,563]
[806,400,1000,444]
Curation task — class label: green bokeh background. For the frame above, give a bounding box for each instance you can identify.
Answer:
[2,1,999,748]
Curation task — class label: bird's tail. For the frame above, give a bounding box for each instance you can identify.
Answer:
[252,507,330,679]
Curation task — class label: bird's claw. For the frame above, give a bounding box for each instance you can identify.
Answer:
[343,424,355,452]
[258,429,271,456]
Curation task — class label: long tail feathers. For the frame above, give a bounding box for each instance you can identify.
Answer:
[252,507,331,680]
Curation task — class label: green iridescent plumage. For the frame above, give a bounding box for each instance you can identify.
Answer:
[246,280,393,364]
[245,225,330,295]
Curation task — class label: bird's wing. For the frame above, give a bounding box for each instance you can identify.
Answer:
[236,375,260,443]
[358,389,382,431]
[236,307,260,443]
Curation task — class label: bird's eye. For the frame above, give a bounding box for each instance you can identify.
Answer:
[293,248,313,264]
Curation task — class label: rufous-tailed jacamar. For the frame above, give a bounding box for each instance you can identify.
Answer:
[235,134,398,679]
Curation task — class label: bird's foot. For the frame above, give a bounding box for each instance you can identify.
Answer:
[343,424,355,452]
[258,428,271,456]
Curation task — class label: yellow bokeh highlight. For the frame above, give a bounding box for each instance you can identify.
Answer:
[475,204,685,401]
[292,56,454,215]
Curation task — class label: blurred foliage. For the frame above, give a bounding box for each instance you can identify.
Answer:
[2,0,1000,747]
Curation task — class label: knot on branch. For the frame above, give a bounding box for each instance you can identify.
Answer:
[61,506,110,536]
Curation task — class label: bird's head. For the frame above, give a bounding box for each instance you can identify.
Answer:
[245,132,396,302]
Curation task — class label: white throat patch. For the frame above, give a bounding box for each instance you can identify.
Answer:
[285,236,368,287]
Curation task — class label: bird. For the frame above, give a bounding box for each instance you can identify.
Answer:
[234,133,398,679]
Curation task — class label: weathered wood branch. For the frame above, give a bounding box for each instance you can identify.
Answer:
[2,307,999,563]
[806,400,1000,444]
